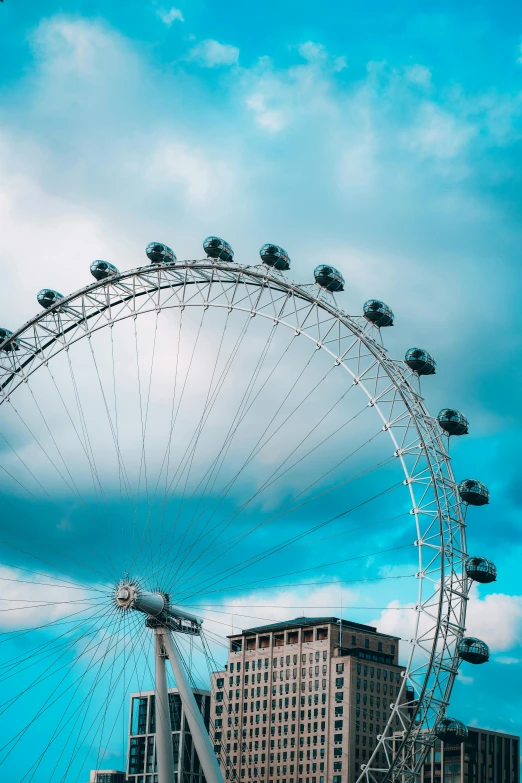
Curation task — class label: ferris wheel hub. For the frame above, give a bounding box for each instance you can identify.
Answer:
[114,580,202,635]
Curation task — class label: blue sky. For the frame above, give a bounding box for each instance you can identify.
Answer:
[1,0,522,777]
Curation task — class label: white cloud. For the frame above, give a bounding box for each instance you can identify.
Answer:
[405,102,475,160]
[297,42,327,62]
[404,64,432,87]
[189,39,239,68]
[147,140,236,202]
[157,7,184,25]
[465,590,522,652]
[0,565,95,630]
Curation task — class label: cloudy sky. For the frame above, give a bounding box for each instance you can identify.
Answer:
[1,0,522,776]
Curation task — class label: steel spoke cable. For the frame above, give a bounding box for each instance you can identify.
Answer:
[167,316,282,566]
[65,347,109,504]
[45,362,104,504]
[183,537,411,605]
[175,476,404,603]
[128,306,208,580]
[2,388,119,579]
[20,607,129,783]
[55,610,141,783]
[174,453,398,600]
[0,602,118,712]
[0,603,124,762]
[166,318,282,586]
[145,307,234,585]
[0,527,111,588]
[175,400,377,589]
[154,337,320,589]
[136,307,257,587]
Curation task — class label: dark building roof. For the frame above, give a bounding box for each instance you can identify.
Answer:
[228,615,398,639]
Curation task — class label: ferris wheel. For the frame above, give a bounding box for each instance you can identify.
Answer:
[0,238,496,783]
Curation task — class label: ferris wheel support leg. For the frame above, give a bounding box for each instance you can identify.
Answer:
[162,630,225,783]
[154,629,176,783]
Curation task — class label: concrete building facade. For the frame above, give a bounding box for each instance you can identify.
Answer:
[394,726,519,783]
[127,687,210,783]
[210,616,412,783]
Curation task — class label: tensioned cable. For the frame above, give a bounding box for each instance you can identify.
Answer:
[21,606,130,783]
[175,472,402,602]
[144,306,257,583]
[167,318,285,586]
[174,411,384,594]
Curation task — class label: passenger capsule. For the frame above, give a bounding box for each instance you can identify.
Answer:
[404,347,436,375]
[437,409,469,436]
[465,556,497,584]
[0,328,18,352]
[203,236,234,262]
[259,244,291,271]
[457,637,490,665]
[458,479,489,506]
[434,717,468,745]
[37,289,64,309]
[90,260,120,281]
[363,299,394,327]
[314,265,345,292]
[146,242,176,264]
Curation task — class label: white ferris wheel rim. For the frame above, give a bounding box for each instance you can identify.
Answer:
[0,258,468,783]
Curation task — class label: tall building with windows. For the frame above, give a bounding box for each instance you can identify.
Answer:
[88,773,126,783]
[210,616,411,783]
[394,726,519,783]
[127,687,211,783]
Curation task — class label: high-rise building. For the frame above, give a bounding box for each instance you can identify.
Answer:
[210,616,411,783]
[127,687,211,783]
[394,726,519,783]
[88,772,126,783]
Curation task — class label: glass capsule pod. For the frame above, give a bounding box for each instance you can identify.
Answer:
[437,408,469,436]
[90,260,120,281]
[0,328,18,352]
[458,479,489,506]
[363,299,394,327]
[259,244,291,271]
[404,347,436,375]
[203,236,234,262]
[434,718,468,744]
[37,289,64,309]
[146,242,176,264]
[457,637,490,665]
[465,556,497,584]
[314,265,345,292]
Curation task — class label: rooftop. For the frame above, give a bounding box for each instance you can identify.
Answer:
[228,615,399,639]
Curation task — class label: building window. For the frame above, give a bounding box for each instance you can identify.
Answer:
[303,630,313,643]
[232,639,242,652]
[287,632,299,644]
[217,679,224,688]
[275,634,285,647]
[336,663,344,674]
[365,639,369,649]
[334,734,342,744]
[335,678,344,688]
[247,638,256,651]
[334,720,343,730]
[335,692,343,703]
[316,628,328,641]
[259,636,270,648]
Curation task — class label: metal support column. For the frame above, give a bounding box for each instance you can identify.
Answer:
[155,629,175,783]
[162,631,224,783]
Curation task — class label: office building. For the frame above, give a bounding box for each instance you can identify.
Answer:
[394,725,519,783]
[88,773,126,783]
[127,687,211,783]
[210,616,412,783]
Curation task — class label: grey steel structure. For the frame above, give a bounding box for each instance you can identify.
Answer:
[0,245,496,782]
[127,687,211,783]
